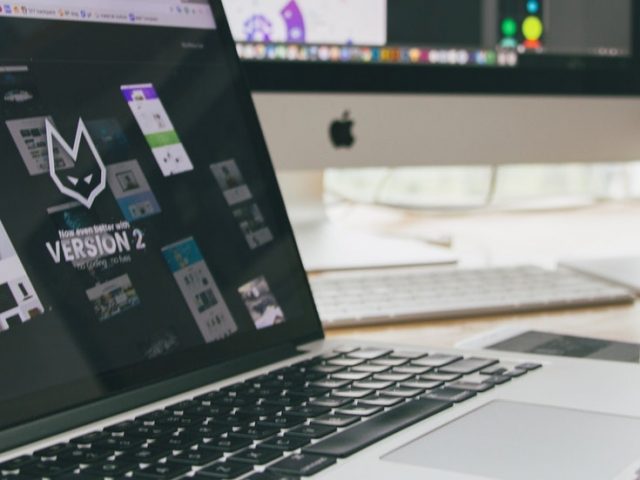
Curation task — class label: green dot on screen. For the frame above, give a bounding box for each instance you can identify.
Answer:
[501,18,517,37]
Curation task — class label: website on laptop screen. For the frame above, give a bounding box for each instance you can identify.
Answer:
[0,0,321,431]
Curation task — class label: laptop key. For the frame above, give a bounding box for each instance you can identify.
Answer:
[132,462,191,479]
[352,380,393,390]
[197,460,253,478]
[424,387,476,403]
[351,364,390,374]
[258,415,306,429]
[389,350,429,360]
[357,395,404,408]
[392,365,432,375]
[328,358,366,367]
[347,349,392,360]
[59,448,112,464]
[372,358,408,367]
[231,447,283,465]
[331,371,372,381]
[310,379,351,389]
[247,472,300,480]
[332,388,372,399]
[439,357,498,375]
[287,424,337,439]
[200,437,252,453]
[309,396,352,408]
[230,426,280,440]
[517,362,542,371]
[268,453,336,476]
[82,460,136,476]
[21,460,78,477]
[259,435,310,451]
[34,442,74,458]
[0,455,37,472]
[168,448,222,466]
[304,398,451,458]
[70,431,110,446]
[448,381,494,393]
[419,372,462,382]
[380,387,423,398]
[311,414,360,428]
[285,405,331,418]
[372,373,413,382]
[334,406,382,417]
[401,380,443,390]
[411,354,462,368]
[94,436,146,451]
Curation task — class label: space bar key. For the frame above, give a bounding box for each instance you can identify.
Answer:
[304,398,452,458]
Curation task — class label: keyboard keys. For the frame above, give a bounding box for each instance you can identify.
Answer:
[285,405,331,418]
[332,371,372,381]
[94,436,146,451]
[247,472,300,480]
[258,415,306,429]
[401,380,443,390]
[335,406,382,417]
[351,364,390,374]
[372,358,409,367]
[200,436,252,453]
[22,460,78,477]
[392,365,432,375]
[82,460,136,476]
[419,372,462,382]
[34,442,73,458]
[304,399,451,458]
[347,349,392,360]
[310,379,351,389]
[197,460,253,478]
[260,435,310,451]
[411,354,462,368]
[389,350,429,360]
[0,455,36,473]
[517,362,543,371]
[373,372,413,382]
[70,431,110,446]
[230,426,279,440]
[448,380,494,393]
[287,424,337,439]
[168,448,222,466]
[380,387,423,398]
[311,364,344,374]
[439,357,498,375]
[332,388,373,399]
[309,396,353,408]
[311,414,360,428]
[133,462,191,479]
[231,447,283,465]
[59,448,112,464]
[357,395,404,408]
[424,387,476,403]
[352,380,393,390]
[328,358,366,367]
[268,453,336,477]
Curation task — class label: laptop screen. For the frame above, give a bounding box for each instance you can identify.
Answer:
[0,0,322,431]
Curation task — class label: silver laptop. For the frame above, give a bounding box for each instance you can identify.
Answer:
[1,2,640,479]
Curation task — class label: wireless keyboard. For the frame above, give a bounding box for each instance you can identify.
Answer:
[309,266,635,327]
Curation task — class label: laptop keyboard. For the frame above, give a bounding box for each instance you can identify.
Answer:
[0,346,541,480]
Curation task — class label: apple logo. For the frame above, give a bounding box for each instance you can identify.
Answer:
[330,110,355,148]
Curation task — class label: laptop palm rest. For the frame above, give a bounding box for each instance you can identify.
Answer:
[384,400,640,480]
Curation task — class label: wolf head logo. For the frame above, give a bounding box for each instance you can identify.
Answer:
[46,118,106,209]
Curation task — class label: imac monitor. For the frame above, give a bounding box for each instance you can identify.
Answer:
[221,0,640,272]
[224,0,640,169]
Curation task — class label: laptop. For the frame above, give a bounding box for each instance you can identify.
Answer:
[1,2,640,479]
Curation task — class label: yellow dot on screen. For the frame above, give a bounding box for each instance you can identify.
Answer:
[522,16,543,41]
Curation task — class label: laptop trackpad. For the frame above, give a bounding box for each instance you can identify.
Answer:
[384,401,640,480]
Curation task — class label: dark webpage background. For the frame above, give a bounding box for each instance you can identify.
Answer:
[0,16,321,431]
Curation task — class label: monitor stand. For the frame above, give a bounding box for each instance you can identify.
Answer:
[277,171,457,273]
